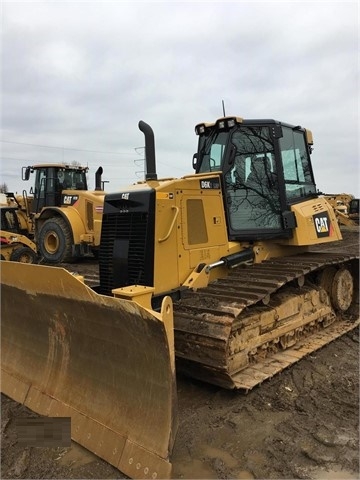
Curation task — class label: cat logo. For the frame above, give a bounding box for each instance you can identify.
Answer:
[62,195,79,206]
[313,211,330,238]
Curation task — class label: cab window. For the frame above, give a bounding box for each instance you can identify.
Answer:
[197,131,228,173]
[279,128,316,200]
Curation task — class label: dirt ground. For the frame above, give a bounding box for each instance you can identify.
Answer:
[1,230,359,480]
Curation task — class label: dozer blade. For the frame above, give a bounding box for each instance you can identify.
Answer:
[1,261,177,479]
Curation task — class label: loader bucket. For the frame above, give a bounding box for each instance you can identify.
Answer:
[1,261,177,479]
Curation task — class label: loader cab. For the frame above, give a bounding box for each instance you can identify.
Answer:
[348,198,359,223]
[349,199,359,215]
[193,117,317,240]
[0,206,22,234]
[22,165,88,214]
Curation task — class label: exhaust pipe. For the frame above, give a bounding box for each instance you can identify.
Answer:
[139,120,157,180]
[95,166,103,190]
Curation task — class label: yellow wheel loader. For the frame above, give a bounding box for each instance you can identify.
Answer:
[322,193,355,214]
[11,164,105,263]
[0,203,38,263]
[0,231,38,263]
[321,193,359,227]
[1,117,359,479]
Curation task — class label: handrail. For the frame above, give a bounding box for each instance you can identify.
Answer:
[158,206,179,243]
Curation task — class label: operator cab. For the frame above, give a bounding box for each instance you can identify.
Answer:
[22,164,88,214]
[349,199,359,215]
[0,206,22,234]
[193,117,317,240]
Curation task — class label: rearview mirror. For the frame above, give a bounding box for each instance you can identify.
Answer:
[22,166,31,181]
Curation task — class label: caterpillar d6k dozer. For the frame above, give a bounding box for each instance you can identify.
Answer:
[1,117,359,479]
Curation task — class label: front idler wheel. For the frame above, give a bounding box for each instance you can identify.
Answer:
[319,266,354,312]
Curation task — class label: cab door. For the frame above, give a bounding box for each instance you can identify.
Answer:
[223,124,284,240]
[33,167,59,213]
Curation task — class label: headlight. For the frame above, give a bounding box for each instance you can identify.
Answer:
[216,116,243,130]
[195,124,206,135]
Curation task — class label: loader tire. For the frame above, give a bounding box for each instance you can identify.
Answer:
[10,246,38,264]
[38,217,73,264]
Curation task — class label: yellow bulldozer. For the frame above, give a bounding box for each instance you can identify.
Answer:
[9,164,105,263]
[1,117,359,479]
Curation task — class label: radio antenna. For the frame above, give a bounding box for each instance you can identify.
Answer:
[222,99,226,116]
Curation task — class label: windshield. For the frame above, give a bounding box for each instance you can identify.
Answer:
[57,169,87,190]
[197,131,229,173]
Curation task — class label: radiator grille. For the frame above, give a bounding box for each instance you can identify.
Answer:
[99,208,153,296]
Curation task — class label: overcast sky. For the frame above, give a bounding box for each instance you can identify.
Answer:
[1,1,359,197]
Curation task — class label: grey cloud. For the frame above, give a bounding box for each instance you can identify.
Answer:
[1,2,358,196]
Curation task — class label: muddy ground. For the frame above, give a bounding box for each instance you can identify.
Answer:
[1,230,359,479]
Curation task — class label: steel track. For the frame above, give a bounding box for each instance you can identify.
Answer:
[174,245,359,389]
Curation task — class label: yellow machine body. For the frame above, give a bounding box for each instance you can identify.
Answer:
[33,189,105,245]
[0,203,38,263]
[119,175,342,295]
[0,230,38,263]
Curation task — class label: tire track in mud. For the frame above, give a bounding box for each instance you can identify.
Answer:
[261,329,359,479]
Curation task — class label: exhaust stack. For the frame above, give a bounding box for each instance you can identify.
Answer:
[139,120,157,180]
[95,166,103,191]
